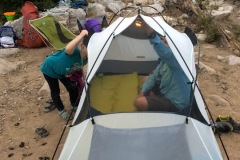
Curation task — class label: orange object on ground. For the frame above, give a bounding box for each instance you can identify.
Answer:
[4,12,16,22]
[17,1,45,48]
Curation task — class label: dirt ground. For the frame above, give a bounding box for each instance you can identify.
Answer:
[1,1,240,159]
[0,41,239,160]
[0,47,70,160]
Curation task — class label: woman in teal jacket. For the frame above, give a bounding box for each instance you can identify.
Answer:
[134,33,191,112]
[40,30,88,120]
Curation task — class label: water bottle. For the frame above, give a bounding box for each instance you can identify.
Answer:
[65,0,71,6]
[65,0,71,4]
[59,0,65,7]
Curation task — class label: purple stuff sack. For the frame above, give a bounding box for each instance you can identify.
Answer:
[84,18,102,32]
[82,18,102,47]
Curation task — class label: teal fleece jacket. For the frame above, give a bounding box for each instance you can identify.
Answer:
[40,47,86,79]
[141,35,191,110]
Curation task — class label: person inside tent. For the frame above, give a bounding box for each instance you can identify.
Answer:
[40,30,88,120]
[134,27,191,113]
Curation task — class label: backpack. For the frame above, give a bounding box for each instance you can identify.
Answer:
[0,26,17,48]
[70,0,88,9]
[18,1,45,48]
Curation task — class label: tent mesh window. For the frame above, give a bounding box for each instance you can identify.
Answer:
[88,124,192,160]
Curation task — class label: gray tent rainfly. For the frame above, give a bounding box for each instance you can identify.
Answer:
[58,6,223,160]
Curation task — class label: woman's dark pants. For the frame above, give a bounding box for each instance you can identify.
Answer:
[43,74,79,111]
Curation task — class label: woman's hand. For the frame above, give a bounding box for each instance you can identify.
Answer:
[65,30,89,55]
[65,74,72,77]
[80,30,88,37]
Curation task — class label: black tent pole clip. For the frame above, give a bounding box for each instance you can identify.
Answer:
[91,117,95,124]
[186,117,189,124]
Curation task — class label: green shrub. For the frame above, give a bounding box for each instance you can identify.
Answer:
[0,0,58,25]
[32,0,58,11]
[196,13,221,43]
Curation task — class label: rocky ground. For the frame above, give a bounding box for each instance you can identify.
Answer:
[0,1,240,160]
[0,41,239,160]
[0,47,69,159]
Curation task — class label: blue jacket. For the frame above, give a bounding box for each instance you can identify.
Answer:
[141,35,191,110]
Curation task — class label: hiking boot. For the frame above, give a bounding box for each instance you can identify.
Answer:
[216,115,240,133]
[212,121,233,134]
[44,102,56,113]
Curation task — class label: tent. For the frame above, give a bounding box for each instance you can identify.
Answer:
[58,7,223,160]
[29,14,76,50]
